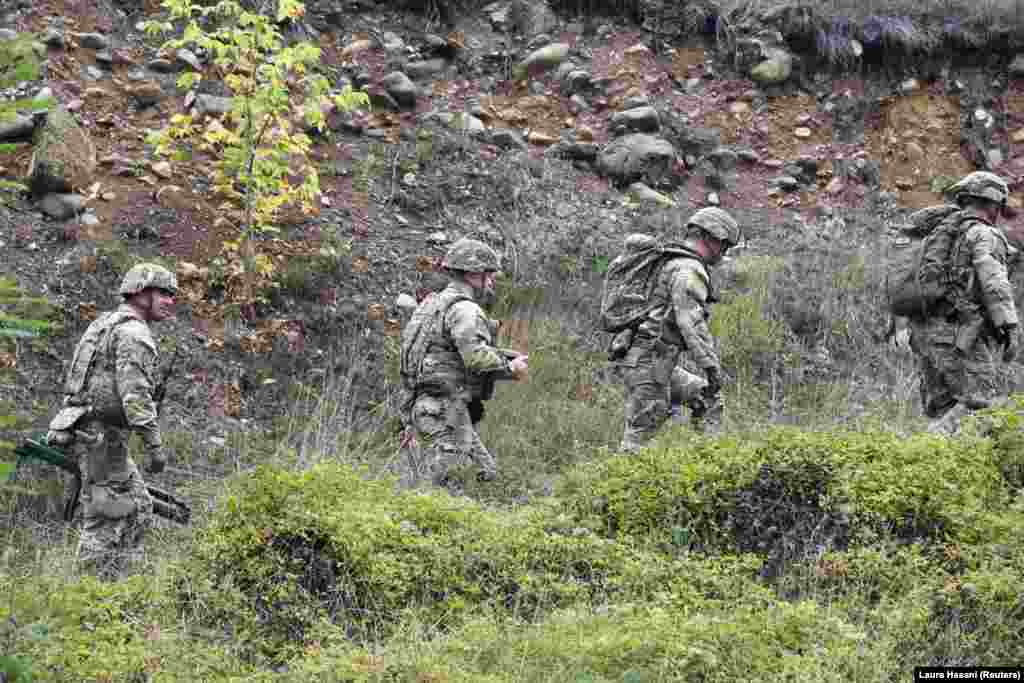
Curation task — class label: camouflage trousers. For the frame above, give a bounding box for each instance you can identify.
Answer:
[618,340,672,451]
[75,422,154,578]
[910,323,1000,434]
[406,393,497,492]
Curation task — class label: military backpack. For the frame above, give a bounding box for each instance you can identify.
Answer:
[884,205,989,317]
[599,233,701,333]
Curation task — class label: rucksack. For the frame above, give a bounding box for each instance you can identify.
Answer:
[399,288,470,393]
[599,234,701,333]
[884,204,986,317]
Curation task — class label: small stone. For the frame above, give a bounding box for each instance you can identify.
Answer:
[899,78,920,94]
[427,231,448,244]
[101,191,116,201]
[706,192,720,205]
[43,29,64,48]
[74,32,109,50]
[794,127,812,138]
[396,293,418,311]
[527,130,558,145]
[1012,129,1024,144]
[728,101,749,114]
[623,43,650,56]
[151,161,173,178]
[763,159,784,169]
[80,213,99,226]
[576,126,594,141]
[147,58,178,73]
[905,141,924,162]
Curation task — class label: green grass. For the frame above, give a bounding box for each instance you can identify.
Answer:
[0,34,41,90]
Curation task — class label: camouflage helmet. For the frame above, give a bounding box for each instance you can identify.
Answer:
[947,171,1009,205]
[119,263,178,298]
[687,207,741,246]
[442,238,501,273]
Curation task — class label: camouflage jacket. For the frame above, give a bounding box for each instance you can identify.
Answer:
[635,254,720,370]
[950,212,1019,329]
[404,281,514,401]
[49,304,162,452]
[913,211,1019,348]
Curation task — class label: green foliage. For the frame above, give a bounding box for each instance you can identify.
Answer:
[710,255,785,380]
[143,0,368,302]
[0,34,41,90]
[181,461,693,661]
[559,417,1023,551]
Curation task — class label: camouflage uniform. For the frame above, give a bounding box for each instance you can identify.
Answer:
[401,239,516,490]
[46,264,175,576]
[907,173,1019,434]
[619,208,740,451]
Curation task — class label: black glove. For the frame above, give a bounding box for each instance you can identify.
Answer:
[1000,323,1020,363]
[145,449,167,475]
[703,367,722,399]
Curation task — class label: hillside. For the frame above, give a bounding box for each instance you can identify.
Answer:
[2,0,1024,678]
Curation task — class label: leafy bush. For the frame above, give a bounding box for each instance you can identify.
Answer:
[178,462,690,660]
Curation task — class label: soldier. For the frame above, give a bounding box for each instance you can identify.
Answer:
[619,207,740,451]
[399,238,529,492]
[45,263,177,576]
[908,171,1019,434]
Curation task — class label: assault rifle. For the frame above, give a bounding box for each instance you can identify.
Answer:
[10,434,191,524]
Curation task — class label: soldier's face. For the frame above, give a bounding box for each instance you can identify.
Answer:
[145,288,176,321]
[466,271,498,306]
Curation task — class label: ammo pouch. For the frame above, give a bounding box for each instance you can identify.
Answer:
[608,328,635,361]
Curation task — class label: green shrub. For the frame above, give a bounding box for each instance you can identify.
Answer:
[179,462,688,661]
[0,35,41,90]
[560,420,1019,554]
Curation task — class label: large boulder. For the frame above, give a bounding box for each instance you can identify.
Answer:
[28,106,96,197]
[597,133,677,186]
[749,47,793,84]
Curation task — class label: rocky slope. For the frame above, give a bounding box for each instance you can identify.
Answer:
[3,0,1024,487]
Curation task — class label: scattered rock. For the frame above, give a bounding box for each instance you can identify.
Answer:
[0,115,36,143]
[576,125,594,142]
[42,29,64,48]
[28,106,97,197]
[381,71,418,109]
[628,181,675,206]
[84,66,105,80]
[127,80,163,107]
[596,133,677,187]
[794,127,812,138]
[490,128,528,150]
[405,58,448,80]
[151,161,173,178]
[194,94,233,117]
[620,95,650,111]
[749,47,793,84]
[527,130,558,145]
[899,78,920,94]
[38,193,87,220]
[623,43,650,56]
[73,32,109,50]
[396,293,418,311]
[1011,54,1024,78]
[771,175,801,191]
[561,70,592,96]
[427,231,448,244]
[176,48,202,71]
[517,42,570,78]
[147,58,178,73]
[905,141,924,162]
[610,106,660,135]
[1012,129,1024,144]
